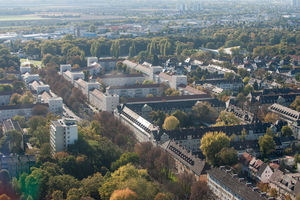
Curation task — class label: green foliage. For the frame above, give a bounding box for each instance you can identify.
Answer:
[171,110,190,128]
[164,88,180,96]
[149,111,166,128]
[216,147,238,166]
[291,96,300,112]
[99,164,158,200]
[162,116,179,130]
[215,111,240,126]
[281,126,293,137]
[192,102,218,125]
[111,152,139,171]
[258,134,276,156]
[200,131,230,165]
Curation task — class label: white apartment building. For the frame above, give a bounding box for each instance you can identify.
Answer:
[60,64,72,74]
[89,89,119,112]
[106,84,162,98]
[20,66,31,74]
[98,74,145,87]
[158,72,188,89]
[87,57,98,67]
[50,118,78,154]
[22,73,40,84]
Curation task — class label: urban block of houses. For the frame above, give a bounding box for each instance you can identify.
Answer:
[248,88,300,105]
[122,60,188,89]
[226,104,260,124]
[199,64,236,75]
[0,154,36,178]
[23,67,63,114]
[269,169,300,200]
[161,122,271,153]
[195,78,243,91]
[268,103,300,139]
[240,152,274,183]
[60,64,119,112]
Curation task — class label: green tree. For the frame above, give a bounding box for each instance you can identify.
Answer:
[258,135,276,156]
[149,111,166,127]
[200,131,230,165]
[162,116,179,130]
[217,147,238,166]
[172,110,189,128]
[79,172,104,199]
[215,111,240,126]
[281,126,293,137]
[192,102,218,124]
[128,42,136,58]
[111,152,139,171]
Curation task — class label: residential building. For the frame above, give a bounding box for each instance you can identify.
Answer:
[29,80,50,94]
[0,91,13,106]
[161,140,208,182]
[268,103,300,139]
[39,91,63,114]
[22,73,39,84]
[2,119,23,134]
[162,122,271,153]
[98,74,145,87]
[87,57,98,67]
[2,119,24,151]
[269,170,300,200]
[240,152,274,183]
[0,104,48,122]
[115,105,159,143]
[226,104,260,124]
[89,89,119,112]
[0,154,36,177]
[195,78,243,91]
[59,64,72,74]
[106,84,163,98]
[73,78,101,97]
[20,66,31,74]
[157,72,187,89]
[50,118,78,154]
[62,70,84,84]
[207,167,269,200]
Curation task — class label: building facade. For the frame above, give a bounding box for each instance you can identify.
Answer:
[50,118,78,154]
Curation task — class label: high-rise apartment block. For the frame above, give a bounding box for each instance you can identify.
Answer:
[50,118,78,154]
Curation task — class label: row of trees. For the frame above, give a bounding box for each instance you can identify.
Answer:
[19,25,300,67]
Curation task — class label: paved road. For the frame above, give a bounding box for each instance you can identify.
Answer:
[62,104,81,122]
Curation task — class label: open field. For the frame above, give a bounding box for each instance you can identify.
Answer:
[20,59,44,68]
[0,15,47,21]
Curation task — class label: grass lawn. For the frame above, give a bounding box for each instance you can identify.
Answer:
[20,59,44,68]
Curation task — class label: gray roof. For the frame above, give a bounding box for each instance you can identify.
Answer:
[208,168,268,200]
[269,169,300,197]
[161,140,207,176]
[3,119,23,133]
